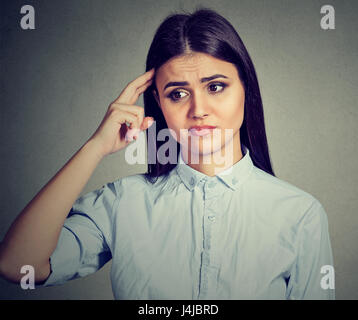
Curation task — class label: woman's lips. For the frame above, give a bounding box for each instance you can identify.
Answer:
[188,126,217,137]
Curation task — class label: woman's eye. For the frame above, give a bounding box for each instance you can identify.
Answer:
[208,83,226,93]
[167,83,227,102]
[169,91,187,102]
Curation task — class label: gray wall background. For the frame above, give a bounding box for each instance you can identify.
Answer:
[0,0,357,299]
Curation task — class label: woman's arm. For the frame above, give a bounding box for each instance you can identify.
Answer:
[0,139,104,283]
[0,68,155,284]
[286,200,335,300]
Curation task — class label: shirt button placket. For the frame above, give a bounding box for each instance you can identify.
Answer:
[198,179,219,299]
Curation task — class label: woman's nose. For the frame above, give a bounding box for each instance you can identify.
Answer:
[189,92,210,119]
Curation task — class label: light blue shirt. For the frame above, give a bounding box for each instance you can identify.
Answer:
[41,145,335,299]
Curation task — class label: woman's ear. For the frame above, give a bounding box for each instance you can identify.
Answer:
[153,90,161,107]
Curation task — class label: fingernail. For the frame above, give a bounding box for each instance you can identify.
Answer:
[147,119,154,127]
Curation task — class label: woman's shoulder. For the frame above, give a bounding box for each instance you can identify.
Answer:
[243,166,331,236]
[248,165,325,220]
[250,166,318,200]
[111,173,149,194]
[111,171,178,196]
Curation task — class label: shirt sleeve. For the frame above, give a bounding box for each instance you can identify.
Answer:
[286,200,335,300]
[39,181,118,287]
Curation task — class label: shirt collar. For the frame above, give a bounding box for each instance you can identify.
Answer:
[175,144,254,191]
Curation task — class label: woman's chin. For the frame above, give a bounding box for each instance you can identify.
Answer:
[181,143,224,162]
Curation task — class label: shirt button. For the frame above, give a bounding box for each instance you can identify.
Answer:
[189,177,195,186]
[232,177,238,185]
[208,216,216,222]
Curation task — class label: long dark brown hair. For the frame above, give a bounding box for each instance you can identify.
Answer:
[143,7,275,183]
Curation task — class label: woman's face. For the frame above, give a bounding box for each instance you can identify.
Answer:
[154,52,245,163]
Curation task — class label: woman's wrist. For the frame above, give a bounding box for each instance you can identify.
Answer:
[83,138,106,163]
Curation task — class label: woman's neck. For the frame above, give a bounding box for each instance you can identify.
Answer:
[181,137,243,177]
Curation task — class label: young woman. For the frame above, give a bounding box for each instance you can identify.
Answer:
[0,8,334,300]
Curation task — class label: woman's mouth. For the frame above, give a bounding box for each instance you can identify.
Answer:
[188,126,217,137]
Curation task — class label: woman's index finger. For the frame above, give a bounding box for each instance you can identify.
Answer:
[115,68,155,104]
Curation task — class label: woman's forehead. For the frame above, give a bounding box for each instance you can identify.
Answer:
[156,53,236,83]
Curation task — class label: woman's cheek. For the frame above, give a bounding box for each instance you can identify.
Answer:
[164,117,183,143]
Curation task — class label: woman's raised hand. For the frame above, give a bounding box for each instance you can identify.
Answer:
[0,68,157,284]
[88,68,156,157]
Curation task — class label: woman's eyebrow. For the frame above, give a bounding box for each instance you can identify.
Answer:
[163,74,228,91]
